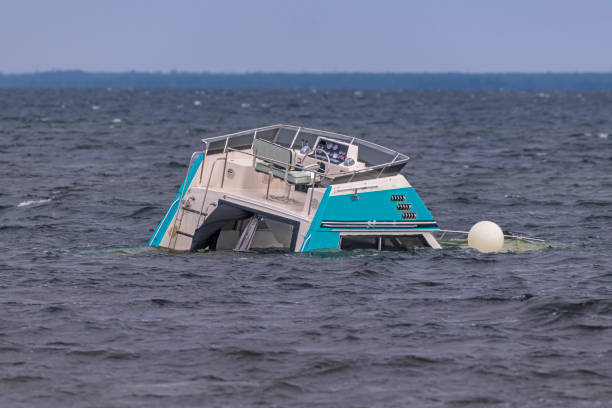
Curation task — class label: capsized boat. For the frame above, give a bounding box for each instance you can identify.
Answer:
[148,124,441,252]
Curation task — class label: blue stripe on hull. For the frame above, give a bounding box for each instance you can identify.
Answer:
[148,153,204,247]
[301,186,437,252]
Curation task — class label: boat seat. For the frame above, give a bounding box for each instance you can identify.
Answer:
[252,139,320,185]
[255,162,318,184]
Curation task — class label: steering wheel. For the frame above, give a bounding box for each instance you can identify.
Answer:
[315,148,331,176]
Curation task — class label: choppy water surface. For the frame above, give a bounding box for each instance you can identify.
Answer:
[1,89,611,407]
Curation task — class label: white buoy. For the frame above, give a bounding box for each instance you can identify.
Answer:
[468,221,504,253]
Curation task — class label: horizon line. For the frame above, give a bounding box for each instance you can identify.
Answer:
[3,70,612,76]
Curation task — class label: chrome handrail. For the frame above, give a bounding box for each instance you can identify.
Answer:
[201,124,409,160]
[225,144,409,187]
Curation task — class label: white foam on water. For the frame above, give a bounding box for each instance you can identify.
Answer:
[240,103,250,108]
[598,133,609,139]
[193,100,202,106]
[17,198,52,207]
[112,118,122,123]
[92,105,100,110]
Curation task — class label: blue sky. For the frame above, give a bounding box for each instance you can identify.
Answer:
[1,0,611,73]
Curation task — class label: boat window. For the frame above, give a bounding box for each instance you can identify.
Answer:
[357,143,396,167]
[227,132,255,151]
[207,138,227,155]
[381,235,428,250]
[340,235,430,251]
[340,236,379,250]
[255,128,277,142]
[295,132,319,152]
[273,128,299,147]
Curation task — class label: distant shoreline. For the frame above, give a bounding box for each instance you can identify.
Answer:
[1,71,612,89]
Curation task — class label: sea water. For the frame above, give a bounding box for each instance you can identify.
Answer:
[1,89,611,406]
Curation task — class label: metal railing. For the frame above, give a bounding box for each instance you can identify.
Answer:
[203,136,408,186]
[201,124,409,165]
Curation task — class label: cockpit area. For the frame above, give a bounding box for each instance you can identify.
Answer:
[201,124,410,188]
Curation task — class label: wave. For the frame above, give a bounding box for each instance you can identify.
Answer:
[129,205,157,217]
[17,198,51,207]
[520,298,612,328]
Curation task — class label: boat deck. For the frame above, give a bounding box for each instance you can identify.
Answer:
[193,150,324,221]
